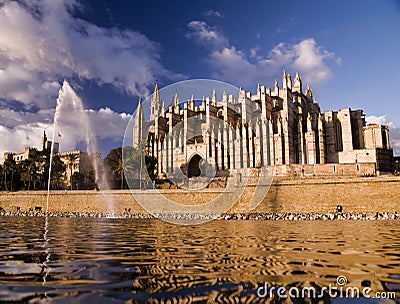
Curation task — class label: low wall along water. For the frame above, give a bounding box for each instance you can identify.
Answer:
[0,176,399,215]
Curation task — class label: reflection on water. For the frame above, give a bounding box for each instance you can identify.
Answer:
[0,217,399,303]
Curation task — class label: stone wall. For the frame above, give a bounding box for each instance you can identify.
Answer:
[338,149,376,164]
[275,163,376,177]
[233,176,400,214]
[1,177,399,215]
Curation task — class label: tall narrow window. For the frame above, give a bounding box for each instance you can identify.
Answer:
[335,121,343,152]
[382,128,388,149]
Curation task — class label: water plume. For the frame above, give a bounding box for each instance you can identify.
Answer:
[46,80,114,215]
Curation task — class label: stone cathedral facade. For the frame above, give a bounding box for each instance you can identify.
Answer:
[133,71,393,178]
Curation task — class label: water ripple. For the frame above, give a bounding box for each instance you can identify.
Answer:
[0,217,399,303]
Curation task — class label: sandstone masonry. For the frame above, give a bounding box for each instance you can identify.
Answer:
[133,71,393,179]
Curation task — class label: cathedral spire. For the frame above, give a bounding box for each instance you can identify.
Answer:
[153,82,160,102]
[150,82,162,120]
[222,91,228,103]
[306,84,313,99]
[161,101,165,116]
[239,87,245,98]
[293,72,302,93]
[282,70,287,89]
[287,73,292,89]
[173,92,179,107]
[273,78,279,96]
[212,88,217,102]
[139,97,143,112]
[190,94,195,110]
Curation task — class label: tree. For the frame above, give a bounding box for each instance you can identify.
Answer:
[105,146,158,190]
[105,147,126,189]
[145,154,157,182]
[71,172,84,190]
[28,149,50,190]
[40,158,50,190]
[3,156,19,191]
[123,145,157,189]
[50,155,66,189]
[79,154,96,189]
[0,164,4,191]
[29,148,46,190]
[65,153,79,190]
[20,159,37,190]
[122,146,140,189]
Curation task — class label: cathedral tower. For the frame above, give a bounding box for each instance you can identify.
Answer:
[150,83,162,121]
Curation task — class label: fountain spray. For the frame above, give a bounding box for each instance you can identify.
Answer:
[46,85,62,213]
[46,80,114,215]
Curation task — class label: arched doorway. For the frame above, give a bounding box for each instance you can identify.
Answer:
[187,154,202,177]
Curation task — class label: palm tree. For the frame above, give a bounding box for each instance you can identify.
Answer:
[2,163,6,191]
[20,159,36,190]
[28,148,45,189]
[65,153,79,190]
[105,147,125,189]
[114,157,125,189]
[3,157,17,191]
[0,164,3,191]
[123,144,156,189]
[51,155,66,189]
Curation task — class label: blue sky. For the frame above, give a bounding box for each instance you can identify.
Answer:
[0,0,399,159]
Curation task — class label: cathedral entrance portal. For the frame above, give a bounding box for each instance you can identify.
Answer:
[187,154,202,178]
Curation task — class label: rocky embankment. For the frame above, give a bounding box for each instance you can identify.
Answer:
[0,210,398,220]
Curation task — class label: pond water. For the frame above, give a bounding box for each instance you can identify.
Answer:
[0,217,399,303]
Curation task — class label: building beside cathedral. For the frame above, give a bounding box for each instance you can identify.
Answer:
[3,131,60,163]
[3,132,95,189]
[133,71,394,178]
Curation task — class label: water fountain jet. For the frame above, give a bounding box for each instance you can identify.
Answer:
[46,80,115,215]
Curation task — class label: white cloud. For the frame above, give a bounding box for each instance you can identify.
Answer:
[0,107,54,128]
[209,47,266,85]
[366,115,396,128]
[203,10,223,18]
[0,0,181,109]
[186,20,339,88]
[0,106,131,162]
[0,0,182,160]
[53,107,131,154]
[292,39,337,81]
[249,46,261,60]
[0,123,49,160]
[186,21,228,50]
[209,38,339,87]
